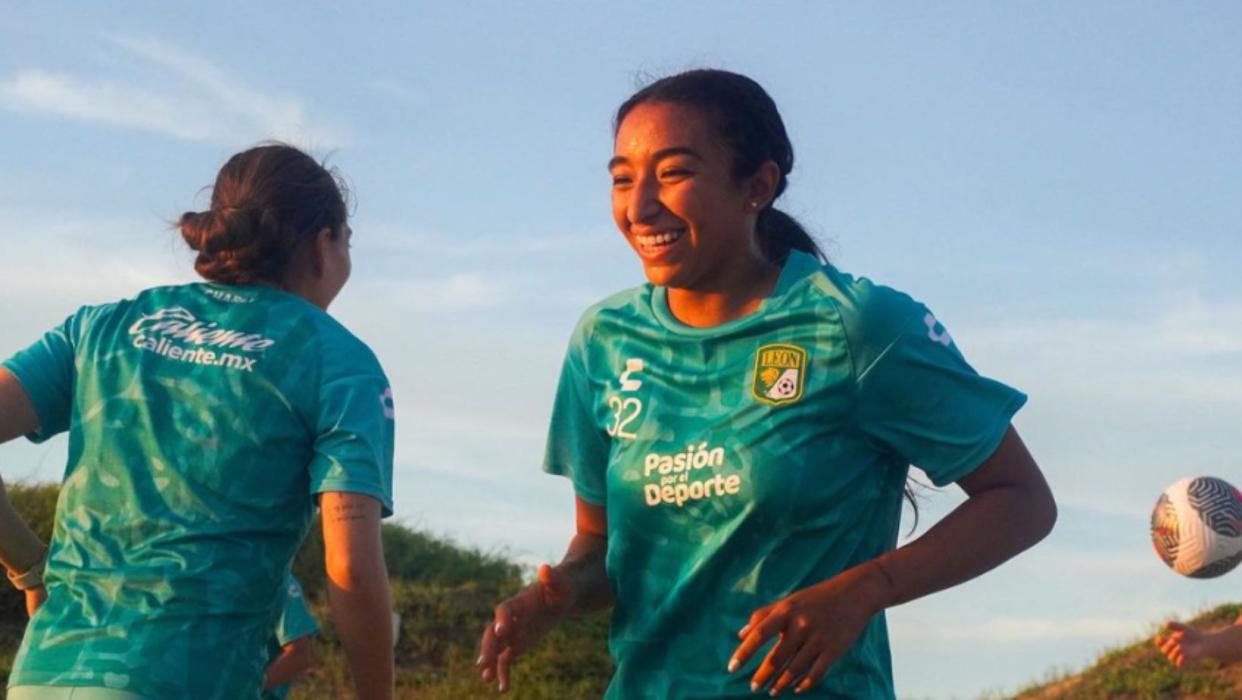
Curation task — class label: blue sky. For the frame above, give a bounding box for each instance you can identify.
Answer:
[2,3,1240,698]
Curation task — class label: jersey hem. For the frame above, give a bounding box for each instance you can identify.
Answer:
[0,360,59,444]
[542,463,606,505]
[925,392,1028,487]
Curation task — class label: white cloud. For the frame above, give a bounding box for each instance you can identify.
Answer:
[0,36,346,147]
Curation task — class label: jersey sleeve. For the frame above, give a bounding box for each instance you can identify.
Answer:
[846,287,1027,487]
[308,339,396,517]
[542,317,611,505]
[1,307,92,443]
[273,576,319,646]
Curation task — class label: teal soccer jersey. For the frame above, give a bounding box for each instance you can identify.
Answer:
[544,251,1025,699]
[2,283,394,699]
[261,576,319,700]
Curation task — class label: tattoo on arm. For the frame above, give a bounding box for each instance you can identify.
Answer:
[330,501,370,523]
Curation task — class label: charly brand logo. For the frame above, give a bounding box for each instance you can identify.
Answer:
[752,343,807,407]
[128,307,275,372]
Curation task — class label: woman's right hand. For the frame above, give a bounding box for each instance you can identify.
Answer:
[1155,621,1212,668]
[478,563,575,693]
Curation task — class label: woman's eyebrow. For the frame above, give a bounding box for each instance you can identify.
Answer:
[608,146,703,171]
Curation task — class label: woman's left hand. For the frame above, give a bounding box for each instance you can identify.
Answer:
[729,563,889,696]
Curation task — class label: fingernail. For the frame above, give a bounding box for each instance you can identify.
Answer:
[739,624,751,638]
[476,655,484,666]
[751,681,760,693]
[494,622,504,635]
[728,658,739,673]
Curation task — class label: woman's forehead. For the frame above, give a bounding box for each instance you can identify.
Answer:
[613,102,716,159]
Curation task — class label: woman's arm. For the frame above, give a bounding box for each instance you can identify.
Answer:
[734,426,1056,695]
[869,426,1056,606]
[478,496,610,693]
[0,369,49,612]
[321,491,393,700]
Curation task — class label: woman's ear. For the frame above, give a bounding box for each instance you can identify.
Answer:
[309,227,335,278]
[744,161,781,212]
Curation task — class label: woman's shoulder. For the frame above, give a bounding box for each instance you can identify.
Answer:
[802,263,931,354]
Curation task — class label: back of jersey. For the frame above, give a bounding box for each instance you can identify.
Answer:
[3,282,393,699]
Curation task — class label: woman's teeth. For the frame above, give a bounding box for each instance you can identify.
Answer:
[638,230,684,247]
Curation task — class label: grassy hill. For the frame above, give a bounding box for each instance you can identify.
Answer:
[0,483,611,698]
[1013,604,1242,700]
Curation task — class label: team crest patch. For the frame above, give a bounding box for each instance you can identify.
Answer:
[752,343,807,406]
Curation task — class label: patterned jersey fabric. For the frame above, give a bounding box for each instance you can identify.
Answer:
[3,283,393,699]
[262,575,318,700]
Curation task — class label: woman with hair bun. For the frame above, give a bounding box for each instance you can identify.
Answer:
[0,143,396,700]
[478,69,1057,698]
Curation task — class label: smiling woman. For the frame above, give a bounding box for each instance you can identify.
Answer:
[478,68,1057,700]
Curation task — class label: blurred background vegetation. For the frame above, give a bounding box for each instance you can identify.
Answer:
[0,482,612,698]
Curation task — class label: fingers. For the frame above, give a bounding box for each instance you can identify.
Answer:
[497,647,514,693]
[730,607,783,671]
[750,629,805,693]
[478,611,501,683]
[1158,634,1182,659]
[768,639,821,696]
[494,599,515,639]
[481,600,515,685]
[1165,621,1189,633]
[794,654,835,694]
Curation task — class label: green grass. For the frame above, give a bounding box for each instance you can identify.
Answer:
[1015,604,1242,700]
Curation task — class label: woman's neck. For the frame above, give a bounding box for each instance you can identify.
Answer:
[665,255,782,328]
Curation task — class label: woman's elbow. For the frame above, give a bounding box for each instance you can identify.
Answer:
[1026,480,1058,545]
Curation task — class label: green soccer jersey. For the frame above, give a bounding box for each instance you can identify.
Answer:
[2,283,394,700]
[261,576,318,700]
[544,251,1025,699]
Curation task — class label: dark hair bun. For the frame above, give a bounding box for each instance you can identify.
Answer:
[178,144,349,286]
[178,210,212,252]
[179,206,295,285]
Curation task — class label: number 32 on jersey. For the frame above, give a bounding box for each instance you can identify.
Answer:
[606,358,644,440]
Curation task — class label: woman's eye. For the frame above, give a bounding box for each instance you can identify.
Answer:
[660,168,691,179]
[611,175,633,187]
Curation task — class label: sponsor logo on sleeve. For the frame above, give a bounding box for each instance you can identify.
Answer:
[380,387,395,420]
[752,343,807,407]
[924,312,953,347]
[128,307,275,372]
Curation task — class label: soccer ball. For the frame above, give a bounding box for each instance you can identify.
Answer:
[1151,476,1242,579]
